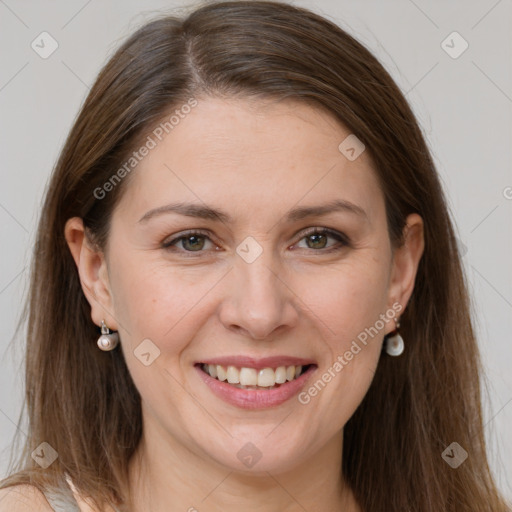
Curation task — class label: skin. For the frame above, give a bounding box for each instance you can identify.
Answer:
[65,97,424,512]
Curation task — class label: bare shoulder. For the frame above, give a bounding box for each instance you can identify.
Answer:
[0,484,54,511]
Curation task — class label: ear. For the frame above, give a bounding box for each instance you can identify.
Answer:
[385,213,424,334]
[64,217,118,330]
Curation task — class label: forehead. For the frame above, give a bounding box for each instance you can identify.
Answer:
[116,97,384,226]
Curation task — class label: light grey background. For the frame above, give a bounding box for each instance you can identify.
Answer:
[1,0,511,502]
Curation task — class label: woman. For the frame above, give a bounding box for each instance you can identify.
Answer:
[0,1,509,511]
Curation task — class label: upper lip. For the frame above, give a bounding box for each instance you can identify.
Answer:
[197,356,316,370]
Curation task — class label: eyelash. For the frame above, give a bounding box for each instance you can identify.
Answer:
[161,227,350,256]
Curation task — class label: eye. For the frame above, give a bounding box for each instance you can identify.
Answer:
[162,230,217,253]
[162,227,349,256]
[294,227,349,252]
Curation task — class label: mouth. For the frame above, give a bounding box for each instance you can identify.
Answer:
[198,362,315,390]
[194,358,318,409]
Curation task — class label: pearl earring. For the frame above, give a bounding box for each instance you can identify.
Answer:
[385,317,404,356]
[97,320,119,351]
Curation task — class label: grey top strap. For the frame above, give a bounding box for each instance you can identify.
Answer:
[41,474,122,512]
[41,476,81,511]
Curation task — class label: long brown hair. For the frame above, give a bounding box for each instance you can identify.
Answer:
[1,1,509,510]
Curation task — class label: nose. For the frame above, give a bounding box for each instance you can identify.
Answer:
[218,246,299,340]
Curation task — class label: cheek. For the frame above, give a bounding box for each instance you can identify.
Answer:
[107,256,224,411]
[297,263,390,427]
[109,244,391,354]
[108,253,226,349]
[302,255,392,351]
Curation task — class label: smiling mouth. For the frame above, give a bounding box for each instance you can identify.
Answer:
[198,363,316,390]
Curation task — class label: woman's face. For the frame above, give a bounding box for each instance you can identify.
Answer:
[81,97,422,474]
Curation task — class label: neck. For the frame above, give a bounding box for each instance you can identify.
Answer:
[127,413,359,512]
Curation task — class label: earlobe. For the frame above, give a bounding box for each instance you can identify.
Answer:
[386,213,425,331]
[64,217,118,329]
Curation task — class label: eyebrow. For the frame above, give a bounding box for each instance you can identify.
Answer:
[138,198,368,224]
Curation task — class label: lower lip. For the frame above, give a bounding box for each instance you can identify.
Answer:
[195,364,317,410]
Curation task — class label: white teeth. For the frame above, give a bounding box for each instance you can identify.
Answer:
[226,366,240,384]
[202,363,307,388]
[208,364,217,379]
[215,365,227,381]
[239,367,258,386]
[275,366,287,384]
[258,368,276,387]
